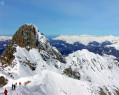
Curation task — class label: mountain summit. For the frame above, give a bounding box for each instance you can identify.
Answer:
[0,24,119,95]
[1,24,65,65]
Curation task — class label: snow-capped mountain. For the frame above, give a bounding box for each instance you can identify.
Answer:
[51,35,119,58]
[53,35,119,47]
[0,36,11,56]
[65,49,119,95]
[0,25,119,95]
[1,24,65,65]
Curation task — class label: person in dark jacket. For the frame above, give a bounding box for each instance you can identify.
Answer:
[4,89,8,95]
[14,84,16,90]
[12,84,14,90]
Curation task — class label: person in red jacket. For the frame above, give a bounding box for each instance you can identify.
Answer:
[19,82,21,86]
[4,89,8,95]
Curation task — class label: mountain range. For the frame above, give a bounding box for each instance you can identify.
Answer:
[0,36,11,56]
[0,24,119,95]
[51,35,119,60]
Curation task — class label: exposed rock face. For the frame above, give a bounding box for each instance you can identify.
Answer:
[1,24,65,65]
[0,76,8,87]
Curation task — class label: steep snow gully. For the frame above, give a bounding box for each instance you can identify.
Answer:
[0,24,119,95]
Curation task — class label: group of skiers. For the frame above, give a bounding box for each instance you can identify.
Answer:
[12,82,17,90]
[4,82,21,95]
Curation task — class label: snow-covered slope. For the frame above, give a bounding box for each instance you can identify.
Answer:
[1,46,64,78]
[53,35,119,50]
[1,49,119,95]
[1,24,65,65]
[65,49,119,95]
[0,36,12,41]
[0,46,94,95]
[0,70,95,95]
[0,25,119,95]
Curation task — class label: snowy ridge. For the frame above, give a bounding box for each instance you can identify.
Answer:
[26,24,63,60]
[0,36,12,41]
[65,49,119,94]
[53,35,119,49]
[0,71,94,95]
[2,46,63,78]
[1,47,119,95]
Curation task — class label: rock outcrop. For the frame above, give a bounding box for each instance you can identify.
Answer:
[1,24,65,65]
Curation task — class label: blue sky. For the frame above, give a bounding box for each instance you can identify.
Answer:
[0,0,119,36]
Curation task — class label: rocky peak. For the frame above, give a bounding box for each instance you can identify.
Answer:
[1,24,65,65]
[9,24,44,49]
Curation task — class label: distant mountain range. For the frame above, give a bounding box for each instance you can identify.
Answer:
[51,35,119,60]
[1,35,119,60]
[0,36,12,56]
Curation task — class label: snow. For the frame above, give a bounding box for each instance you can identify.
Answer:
[3,44,7,46]
[8,46,63,78]
[0,70,95,95]
[107,41,119,50]
[65,49,119,94]
[53,35,119,50]
[0,25,119,95]
[28,71,94,95]
[1,47,119,95]
[0,36,12,41]
[26,24,48,45]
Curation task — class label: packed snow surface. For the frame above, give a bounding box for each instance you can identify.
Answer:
[53,35,119,50]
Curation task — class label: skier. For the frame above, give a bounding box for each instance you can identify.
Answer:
[4,89,8,95]
[15,82,17,89]
[19,82,21,86]
[15,82,17,86]
[12,84,14,90]
[14,84,16,90]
